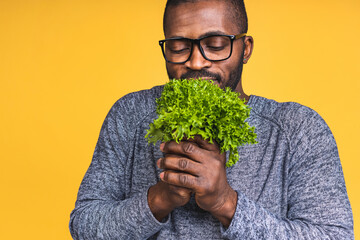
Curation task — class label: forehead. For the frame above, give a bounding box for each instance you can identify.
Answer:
[164,0,238,39]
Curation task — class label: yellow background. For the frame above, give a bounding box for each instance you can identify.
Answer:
[0,0,359,239]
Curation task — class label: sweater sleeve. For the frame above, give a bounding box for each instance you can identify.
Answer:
[69,98,168,239]
[222,107,354,239]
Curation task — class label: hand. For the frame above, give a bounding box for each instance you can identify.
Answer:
[148,176,192,222]
[158,136,237,227]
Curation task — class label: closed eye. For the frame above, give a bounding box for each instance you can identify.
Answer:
[169,48,190,54]
[205,46,225,51]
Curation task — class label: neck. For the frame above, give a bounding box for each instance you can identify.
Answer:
[234,78,249,103]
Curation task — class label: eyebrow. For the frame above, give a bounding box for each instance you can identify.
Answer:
[198,31,228,38]
[168,30,229,40]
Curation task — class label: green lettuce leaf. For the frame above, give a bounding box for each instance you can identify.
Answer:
[145,78,257,167]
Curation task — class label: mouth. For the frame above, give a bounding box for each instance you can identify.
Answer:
[179,70,222,86]
[201,77,215,80]
[200,78,220,85]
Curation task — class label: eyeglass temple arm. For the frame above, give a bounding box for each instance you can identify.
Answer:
[234,33,247,39]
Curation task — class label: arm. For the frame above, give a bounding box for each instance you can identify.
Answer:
[222,114,354,239]
[69,102,167,239]
[159,124,353,239]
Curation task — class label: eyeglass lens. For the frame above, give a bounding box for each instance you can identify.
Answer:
[164,36,232,63]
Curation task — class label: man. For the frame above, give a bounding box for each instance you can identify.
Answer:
[70,0,354,239]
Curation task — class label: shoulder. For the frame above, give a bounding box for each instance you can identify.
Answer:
[113,85,163,113]
[249,95,333,150]
[108,85,163,120]
[102,85,164,135]
[249,95,326,130]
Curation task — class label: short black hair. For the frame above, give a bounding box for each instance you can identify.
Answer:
[163,0,248,34]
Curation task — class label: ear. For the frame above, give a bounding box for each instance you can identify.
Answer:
[243,36,254,64]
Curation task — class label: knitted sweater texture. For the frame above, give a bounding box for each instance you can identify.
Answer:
[70,85,353,239]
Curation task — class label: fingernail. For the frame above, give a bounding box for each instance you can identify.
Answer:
[159,172,164,180]
[157,158,162,168]
[160,142,165,151]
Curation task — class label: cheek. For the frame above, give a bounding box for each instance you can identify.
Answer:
[166,63,184,79]
[224,51,243,74]
[216,62,236,78]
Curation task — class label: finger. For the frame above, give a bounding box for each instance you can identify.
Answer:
[191,135,220,152]
[167,183,193,194]
[157,180,192,194]
[160,170,199,190]
[157,156,201,176]
[162,141,208,163]
[188,136,226,165]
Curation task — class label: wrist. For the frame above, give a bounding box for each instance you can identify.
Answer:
[211,189,237,228]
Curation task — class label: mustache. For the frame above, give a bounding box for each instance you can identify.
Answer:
[180,70,222,82]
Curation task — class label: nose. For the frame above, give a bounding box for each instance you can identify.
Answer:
[184,44,212,70]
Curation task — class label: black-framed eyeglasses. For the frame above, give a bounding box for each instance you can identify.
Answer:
[159,33,246,64]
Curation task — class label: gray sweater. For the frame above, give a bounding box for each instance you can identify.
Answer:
[69,85,353,239]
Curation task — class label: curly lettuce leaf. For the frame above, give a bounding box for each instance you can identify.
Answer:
[145,78,257,167]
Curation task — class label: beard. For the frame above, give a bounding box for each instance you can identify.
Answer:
[166,51,244,91]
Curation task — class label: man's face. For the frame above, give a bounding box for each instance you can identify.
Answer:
[164,0,245,90]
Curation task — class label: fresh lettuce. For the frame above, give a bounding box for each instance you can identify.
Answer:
[145,78,257,167]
